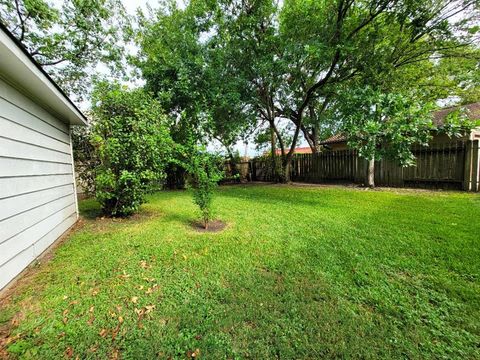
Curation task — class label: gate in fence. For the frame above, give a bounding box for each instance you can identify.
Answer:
[250,140,480,191]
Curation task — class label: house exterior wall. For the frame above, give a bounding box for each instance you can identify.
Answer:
[0,78,78,289]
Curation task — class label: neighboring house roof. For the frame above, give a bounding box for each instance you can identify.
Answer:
[0,22,87,126]
[319,133,347,145]
[274,147,313,155]
[320,102,480,145]
[432,102,480,127]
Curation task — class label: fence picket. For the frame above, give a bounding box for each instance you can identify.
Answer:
[248,140,477,190]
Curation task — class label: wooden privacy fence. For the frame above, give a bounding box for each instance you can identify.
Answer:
[250,140,480,191]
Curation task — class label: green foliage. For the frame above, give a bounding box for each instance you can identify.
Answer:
[137,1,256,155]
[184,146,224,229]
[136,3,206,135]
[71,124,98,196]
[441,107,479,138]
[205,0,479,178]
[337,87,435,166]
[0,0,131,98]
[91,82,172,216]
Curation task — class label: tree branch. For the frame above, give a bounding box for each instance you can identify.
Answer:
[14,0,26,41]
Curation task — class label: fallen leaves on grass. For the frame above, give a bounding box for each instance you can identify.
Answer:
[110,348,120,360]
[134,304,156,328]
[145,284,159,294]
[65,346,73,358]
[140,260,150,269]
[87,306,95,325]
[118,272,131,280]
[144,305,155,314]
[187,348,200,358]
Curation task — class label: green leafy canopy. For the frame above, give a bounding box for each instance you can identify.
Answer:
[91,82,173,216]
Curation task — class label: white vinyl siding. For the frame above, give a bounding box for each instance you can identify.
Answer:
[0,78,77,289]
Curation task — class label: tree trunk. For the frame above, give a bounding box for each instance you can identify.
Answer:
[226,148,240,182]
[270,126,277,181]
[279,156,291,183]
[268,120,285,183]
[309,104,319,153]
[367,158,375,188]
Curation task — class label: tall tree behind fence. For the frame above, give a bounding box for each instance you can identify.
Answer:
[250,140,480,191]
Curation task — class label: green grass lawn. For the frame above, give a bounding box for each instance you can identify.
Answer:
[1,184,479,359]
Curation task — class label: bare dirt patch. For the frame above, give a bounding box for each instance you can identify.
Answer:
[190,220,227,233]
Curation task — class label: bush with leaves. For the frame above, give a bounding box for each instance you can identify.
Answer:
[183,146,224,229]
[71,124,99,196]
[91,82,172,216]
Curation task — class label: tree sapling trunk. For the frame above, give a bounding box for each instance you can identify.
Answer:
[367,158,375,188]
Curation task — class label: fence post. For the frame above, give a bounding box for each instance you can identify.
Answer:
[464,141,473,191]
[471,140,479,192]
[463,140,480,192]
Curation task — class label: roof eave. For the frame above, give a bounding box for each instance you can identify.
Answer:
[0,24,87,126]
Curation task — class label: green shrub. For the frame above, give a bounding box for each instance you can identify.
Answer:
[91,82,172,216]
[71,124,99,196]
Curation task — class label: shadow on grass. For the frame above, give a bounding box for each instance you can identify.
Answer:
[79,198,158,222]
[218,184,344,208]
[160,211,199,230]
[78,198,103,219]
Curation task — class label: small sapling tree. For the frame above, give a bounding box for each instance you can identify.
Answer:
[184,146,224,229]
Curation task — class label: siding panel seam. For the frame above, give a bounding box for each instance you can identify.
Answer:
[0,115,70,145]
[0,135,71,155]
[0,155,72,165]
[0,212,76,267]
[0,192,73,226]
[0,95,69,135]
[0,182,73,201]
[0,173,72,179]
[0,201,75,245]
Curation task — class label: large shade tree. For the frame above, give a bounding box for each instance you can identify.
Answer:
[198,0,479,181]
[137,0,257,183]
[136,0,479,183]
[0,0,131,99]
